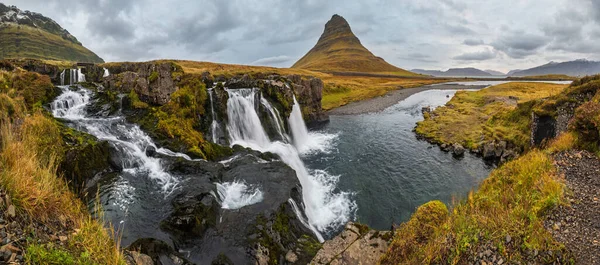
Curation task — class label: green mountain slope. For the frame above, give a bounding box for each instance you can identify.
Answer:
[0,3,103,63]
[292,14,416,76]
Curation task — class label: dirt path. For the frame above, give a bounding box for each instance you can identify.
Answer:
[546,150,600,264]
[327,84,486,115]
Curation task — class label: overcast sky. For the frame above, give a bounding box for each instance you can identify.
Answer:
[4,0,600,72]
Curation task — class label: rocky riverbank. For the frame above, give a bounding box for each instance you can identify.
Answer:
[546,150,600,264]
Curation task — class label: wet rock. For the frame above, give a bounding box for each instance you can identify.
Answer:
[127,238,193,265]
[452,143,465,157]
[421,106,432,114]
[127,251,154,265]
[482,142,496,160]
[145,146,156,157]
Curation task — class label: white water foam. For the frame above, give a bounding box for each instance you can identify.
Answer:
[226,88,355,240]
[103,67,110,77]
[77,68,86,83]
[51,86,185,193]
[289,96,337,155]
[215,181,264,210]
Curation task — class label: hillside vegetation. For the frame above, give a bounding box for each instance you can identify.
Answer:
[416,82,568,152]
[0,68,124,264]
[292,15,417,76]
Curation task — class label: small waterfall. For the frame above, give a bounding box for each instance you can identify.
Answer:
[260,95,289,142]
[103,68,110,78]
[226,88,354,241]
[70,69,77,85]
[289,96,309,149]
[51,86,187,192]
[208,88,221,143]
[60,70,65,86]
[77,68,86,83]
[214,181,264,210]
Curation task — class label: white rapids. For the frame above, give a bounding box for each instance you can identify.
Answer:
[215,181,264,210]
[225,88,355,241]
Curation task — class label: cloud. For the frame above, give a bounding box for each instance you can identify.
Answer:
[251,55,293,66]
[463,38,484,46]
[491,31,549,58]
[453,49,496,60]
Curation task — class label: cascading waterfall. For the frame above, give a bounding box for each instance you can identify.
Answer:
[289,96,337,155]
[103,68,110,78]
[260,95,289,142]
[208,88,221,143]
[226,88,355,241]
[77,68,86,83]
[70,69,77,85]
[60,70,65,86]
[51,86,184,193]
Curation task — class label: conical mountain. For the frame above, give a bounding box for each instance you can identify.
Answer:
[292,14,414,75]
[0,3,103,63]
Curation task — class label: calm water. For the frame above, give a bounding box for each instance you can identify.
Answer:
[303,89,493,230]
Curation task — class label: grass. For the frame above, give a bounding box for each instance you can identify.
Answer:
[0,69,124,264]
[380,150,567,264]
[0,24,103,63]
[509,74,577,81]
[171,60,447,110]
[415,82,568,151]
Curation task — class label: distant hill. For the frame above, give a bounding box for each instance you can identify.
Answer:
[506,69,522,76]
[411,67,492,77]
[509,59,600,77]
[484,69,506,76]
[0,3,103,63]
[292,14,416,76]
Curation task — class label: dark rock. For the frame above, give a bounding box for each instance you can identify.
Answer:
[482,142,496,160]
[531,113,556,146]
[452,143,465,157]
[145,146,156,157]
[127,238,193,265]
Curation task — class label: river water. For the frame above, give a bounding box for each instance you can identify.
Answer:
[303,89,493,230]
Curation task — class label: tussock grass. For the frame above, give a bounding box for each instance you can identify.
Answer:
[416,82,568,150]
[381,150,567,264]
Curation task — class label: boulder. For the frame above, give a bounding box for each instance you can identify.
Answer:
[311,223,392,265]
[452,143,465,157]
[482,142,496,160]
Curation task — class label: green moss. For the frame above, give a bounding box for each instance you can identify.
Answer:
[298,235,322,257]
[25,243,95,265]
[128,90,149,109]
[148,71,159,83]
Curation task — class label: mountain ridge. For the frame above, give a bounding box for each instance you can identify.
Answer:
[292,14,415,76]
[411,67,493,77]
[0,3,103,63]
[509,59,600,77]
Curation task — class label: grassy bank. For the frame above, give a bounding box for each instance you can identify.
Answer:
[0,69,124,264]
[380,148,569,264]
[415,82,568,151]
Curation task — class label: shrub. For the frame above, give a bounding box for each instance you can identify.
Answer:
[568,101,600,148]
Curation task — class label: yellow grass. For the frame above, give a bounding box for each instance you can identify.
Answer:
[416,82,568,150]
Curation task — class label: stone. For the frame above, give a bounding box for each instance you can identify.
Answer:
[59,235,68,242]
[129,251,154,265]
[145,146,156,157]
[6,205,15,218]
[452,143,465,157]
[482,142,496,160]
[505,234,511,244]
[285,250,298,263]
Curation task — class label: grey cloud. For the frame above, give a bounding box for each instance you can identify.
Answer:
[444,24,476,35]
[453,49,496,60]
[463,39,484,46]
[251,55,293,66]
[491,31,549,58]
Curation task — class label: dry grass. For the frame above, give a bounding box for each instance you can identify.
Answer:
[545,132,577,154]
[415,82,568,150]
[169,60,446,110]
[381,150,567,264]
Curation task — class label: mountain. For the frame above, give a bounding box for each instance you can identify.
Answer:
[509,59,600,77]
[484,69,506,76]
[0,3,103,63]
[292,14,415,76]
[411,67,492,77]
[506,69,522,76]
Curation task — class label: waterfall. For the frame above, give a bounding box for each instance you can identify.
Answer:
[226,88,354,241]
[77,68,86,83]
[70,69,77,85]
[103,68,110,78]
[51,86,189,192]
[208,88,220,143]
[60,70,65,86]
[289,96,309,149]
[214,181,264,210]
[260,95,289,142]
